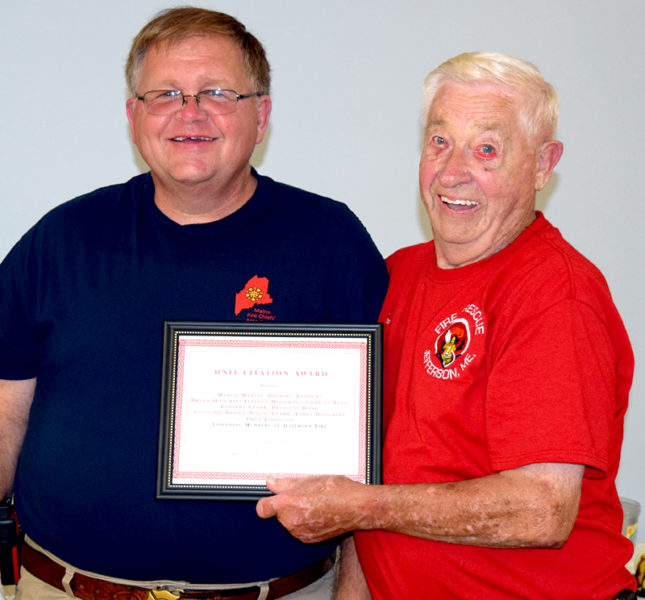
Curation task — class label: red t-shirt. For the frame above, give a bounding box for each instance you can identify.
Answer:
[355,215,636,599]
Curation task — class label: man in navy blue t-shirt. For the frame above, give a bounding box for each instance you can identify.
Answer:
[0,7,387,599]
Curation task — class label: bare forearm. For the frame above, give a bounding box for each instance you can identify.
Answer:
[354,463,583,548]
[0,378,36,496]
[257,463,583,548]
[334,537,371,600]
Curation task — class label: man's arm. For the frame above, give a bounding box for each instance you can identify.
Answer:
[0,378,36,497]
[256,462,583,548]
[334,537,371,600]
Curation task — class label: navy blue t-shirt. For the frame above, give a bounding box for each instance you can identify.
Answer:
[0,172,388,582]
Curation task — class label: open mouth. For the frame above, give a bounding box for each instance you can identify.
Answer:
[440,195,479,210]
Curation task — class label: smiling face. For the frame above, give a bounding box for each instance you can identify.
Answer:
[126,35,270,217]
[419,80,562,268]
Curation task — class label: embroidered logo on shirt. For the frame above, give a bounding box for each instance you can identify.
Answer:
[436,319,470,367]
[424,303,485,380]
[234,275,276,320]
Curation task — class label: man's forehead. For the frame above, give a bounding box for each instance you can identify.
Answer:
[428,81,521,128]
[139,34,249,88]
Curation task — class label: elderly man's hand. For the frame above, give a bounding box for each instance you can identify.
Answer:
[255,475,368,543]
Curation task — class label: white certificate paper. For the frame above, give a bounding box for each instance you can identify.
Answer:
[157,323,381,500]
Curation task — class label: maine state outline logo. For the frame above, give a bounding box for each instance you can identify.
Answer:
[424,303,486,380]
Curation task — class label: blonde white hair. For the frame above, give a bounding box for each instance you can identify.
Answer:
[422,52,560,141]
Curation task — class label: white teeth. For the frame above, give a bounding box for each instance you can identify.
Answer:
[440,195,477,207]
[172,136,214,141]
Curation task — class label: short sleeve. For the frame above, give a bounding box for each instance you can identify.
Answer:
[0,229,43,379]
[485,299,625,478]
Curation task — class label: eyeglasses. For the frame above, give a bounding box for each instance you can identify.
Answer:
[135,88,264,116]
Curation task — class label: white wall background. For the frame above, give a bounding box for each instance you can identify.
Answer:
[2,1,644,508]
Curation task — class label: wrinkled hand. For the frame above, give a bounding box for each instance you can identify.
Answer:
[256,475,367,543]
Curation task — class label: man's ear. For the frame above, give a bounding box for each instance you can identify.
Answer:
[126,97,137,139]
[255,95,272,145]
[535,140,563,191]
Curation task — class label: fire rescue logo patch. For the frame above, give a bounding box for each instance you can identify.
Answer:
[424,303,486,380]
[435,319,470,368]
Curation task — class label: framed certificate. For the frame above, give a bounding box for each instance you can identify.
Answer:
[157,322,382,500]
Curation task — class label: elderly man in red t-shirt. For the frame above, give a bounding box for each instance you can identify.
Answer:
[257,52,637,600]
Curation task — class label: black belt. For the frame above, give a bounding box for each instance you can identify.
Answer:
[612,590,638,600]
[21,543,334,600]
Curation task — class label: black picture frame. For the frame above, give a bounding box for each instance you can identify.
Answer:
[157,321,382,500]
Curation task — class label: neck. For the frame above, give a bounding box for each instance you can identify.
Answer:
[435,213,537,269]
[152,168,257,225]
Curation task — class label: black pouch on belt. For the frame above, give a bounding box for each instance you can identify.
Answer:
[0,496,23,585]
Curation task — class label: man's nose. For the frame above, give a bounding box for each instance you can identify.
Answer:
[177,94,207,120]
[438,149,472,186]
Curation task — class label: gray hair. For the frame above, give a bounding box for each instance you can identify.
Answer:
[422,52,560,141]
